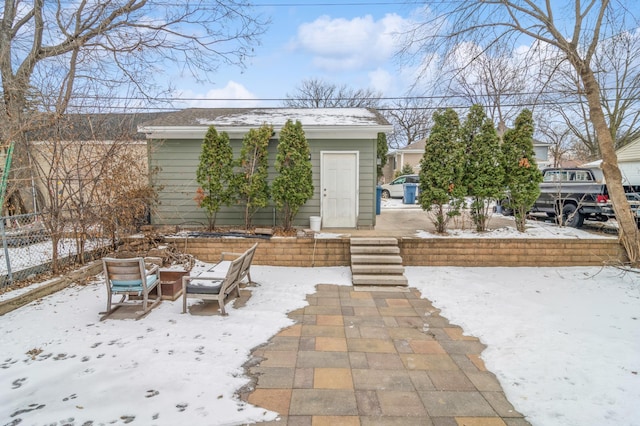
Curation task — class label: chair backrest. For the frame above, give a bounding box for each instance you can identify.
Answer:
[238,243,258,282]
[219,253,245,293]
[103,257,147,289]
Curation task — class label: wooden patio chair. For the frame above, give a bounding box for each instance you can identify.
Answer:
[204,242,258,285]
[102,257,162,315]
[182,251,245,315]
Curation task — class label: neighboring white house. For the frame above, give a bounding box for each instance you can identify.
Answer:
[583,137,640,189]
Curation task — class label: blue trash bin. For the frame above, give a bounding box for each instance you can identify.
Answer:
[403,183,418,204]
[376,186,382,215]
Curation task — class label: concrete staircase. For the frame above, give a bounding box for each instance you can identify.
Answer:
[350,237,408,287]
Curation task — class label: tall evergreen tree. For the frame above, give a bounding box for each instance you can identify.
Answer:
[272,120,314,231]
[418,108,465,233]
[502,109,543,232]
[195,126,235,230]
[376,132,388,181]
[461,105,504,231]
[237,124,272,229]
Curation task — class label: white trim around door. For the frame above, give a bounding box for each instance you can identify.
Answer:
[320,151,359,228]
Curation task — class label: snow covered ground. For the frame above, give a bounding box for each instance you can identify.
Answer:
[0,207,637,425]
[0,263,638,425]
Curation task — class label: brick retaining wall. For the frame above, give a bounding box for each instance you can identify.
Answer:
[165,236,626,267]
[399,238,626,266]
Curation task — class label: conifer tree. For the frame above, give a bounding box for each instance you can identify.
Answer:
[195,125,235,230]
[418,108,465,233]
[461,105,504,231]
[272,120,314,230]
[502,109,542,232]
[377,132,388,181]
[397,163,415,177]
[237,124,272,229]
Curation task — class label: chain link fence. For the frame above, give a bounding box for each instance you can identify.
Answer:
[0,212,112,287]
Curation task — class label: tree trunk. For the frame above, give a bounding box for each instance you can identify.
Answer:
[581,69,639,266]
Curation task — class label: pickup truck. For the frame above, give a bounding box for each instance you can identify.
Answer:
[601,192,640,220]
[530,168,611,228]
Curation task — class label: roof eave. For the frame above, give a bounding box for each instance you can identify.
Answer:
[138,125,393,140]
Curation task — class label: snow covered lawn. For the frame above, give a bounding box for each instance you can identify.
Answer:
[0,263,638,425]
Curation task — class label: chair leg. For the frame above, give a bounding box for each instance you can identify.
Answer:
[183,292,187,313]
[218,295,227,316]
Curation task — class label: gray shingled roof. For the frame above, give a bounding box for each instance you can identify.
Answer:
[27,112,168,141]
[139,107,391,128]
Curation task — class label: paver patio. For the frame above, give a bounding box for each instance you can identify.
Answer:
[241,284,531,426]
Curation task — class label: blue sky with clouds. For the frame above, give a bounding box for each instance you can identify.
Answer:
[171,2,421,108]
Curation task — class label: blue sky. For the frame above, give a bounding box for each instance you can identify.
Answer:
[166,1,640,110]
[171,1,421,108]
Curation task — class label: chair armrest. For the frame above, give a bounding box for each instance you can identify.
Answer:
[220,251,243,261]
[146,264,160,276]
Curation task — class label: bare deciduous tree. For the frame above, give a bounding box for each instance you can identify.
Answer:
[382,97,432,149]
[402,0,640,266]
[538,121,575,167]
[283,78,382,108]
[1,0,266,211]
[28,113,155,272]
[446,42,536,128]
[543,29,640,159]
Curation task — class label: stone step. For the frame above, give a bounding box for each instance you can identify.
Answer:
[350,237,398,246]
[352,274,408,286]
[351,255,403,265]
[351,264,405,275]
[350,245,400,255]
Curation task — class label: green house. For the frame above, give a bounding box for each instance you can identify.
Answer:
[139,108,392,230]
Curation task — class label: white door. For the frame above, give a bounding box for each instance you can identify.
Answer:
[321,152,358,228]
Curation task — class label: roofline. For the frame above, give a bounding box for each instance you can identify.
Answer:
[138,125,393,140]
[388,149,424,155]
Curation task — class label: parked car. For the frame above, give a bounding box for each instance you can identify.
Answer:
[381,174,419,199]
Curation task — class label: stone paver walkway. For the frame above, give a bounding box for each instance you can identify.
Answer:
[241,284,531,426]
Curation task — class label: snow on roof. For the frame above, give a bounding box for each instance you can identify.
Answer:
[141,107,390,128]
[196,108,383,126]
[138,108,392,140]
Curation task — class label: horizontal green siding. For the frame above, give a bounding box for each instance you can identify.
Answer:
[149,136,377,228]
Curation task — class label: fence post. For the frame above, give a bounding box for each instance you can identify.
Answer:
[0,217,13,286]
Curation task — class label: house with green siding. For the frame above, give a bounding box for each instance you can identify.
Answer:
[138,108,392,230]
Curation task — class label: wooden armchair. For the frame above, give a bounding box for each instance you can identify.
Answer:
[205,242,258,285]
[102,257,162,315]
[182,252,245,315]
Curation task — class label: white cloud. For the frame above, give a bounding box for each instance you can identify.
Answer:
[293,13,407,72]
[368,68,394,93]
[173,81,261,108]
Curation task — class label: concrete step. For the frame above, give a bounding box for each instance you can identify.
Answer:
[350,245,400,255]
[352,274,408,286]
[351,264,405,275]
[350,237,398,246]
[351,255,403,265]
